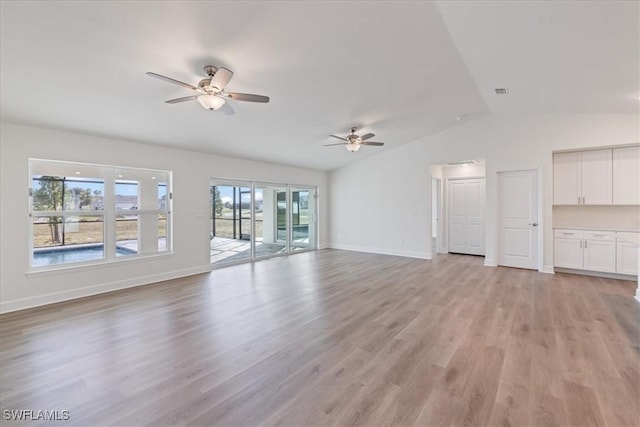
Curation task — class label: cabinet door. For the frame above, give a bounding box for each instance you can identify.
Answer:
[613,146,640,205]
[553,152,581,205]
[554,238,583,269]
[581,149,612,205]
[616,242,639,275]
[583,239,616,273]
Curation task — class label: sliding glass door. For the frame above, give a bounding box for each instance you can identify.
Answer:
[210,182,252,265]
[254,184,287,259]
[210,179,317,267]
[289,187,315,252]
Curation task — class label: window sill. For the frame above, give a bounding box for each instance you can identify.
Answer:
[26,252,175,278]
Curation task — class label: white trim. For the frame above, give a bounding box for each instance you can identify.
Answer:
[26,252,174,278]
[484,258,496,267]
[2,265,210,314]
[542,265,555,274]
[329,243,429,260]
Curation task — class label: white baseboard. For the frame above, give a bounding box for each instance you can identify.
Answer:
[553,267,637,282]
[0,265,211,314]
[542,265,555,274]
[328,243,429,260]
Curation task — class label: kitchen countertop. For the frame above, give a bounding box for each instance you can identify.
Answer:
[553,226,640,233]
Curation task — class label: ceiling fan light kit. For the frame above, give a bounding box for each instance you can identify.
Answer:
[146,65,269,115]
[325,126,385,152]
[345,142,361,152]
[197,94,225,111]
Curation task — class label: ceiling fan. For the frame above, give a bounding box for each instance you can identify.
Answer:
[146,65,269,115]
[325,127,385,152]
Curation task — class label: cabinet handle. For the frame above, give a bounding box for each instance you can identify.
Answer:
[578,196,581,204]
[582,196,585,204]
[584,240,587,249]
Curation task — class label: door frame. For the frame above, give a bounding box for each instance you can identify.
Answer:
[431,177,444,254]
[496,168,543,272]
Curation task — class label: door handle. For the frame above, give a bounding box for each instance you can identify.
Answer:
[528,222,538,226]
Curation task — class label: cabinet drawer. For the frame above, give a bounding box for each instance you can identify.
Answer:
[554,229,584,239]
[617,232,640,245]
[584,231,615,241]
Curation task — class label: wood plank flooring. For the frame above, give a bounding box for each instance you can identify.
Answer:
[1,250,639,426]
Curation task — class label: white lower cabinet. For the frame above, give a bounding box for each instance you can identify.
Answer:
[554,236,583,269]
[554,229,619,274]
[616,232,639,275]
[583,238,616,273]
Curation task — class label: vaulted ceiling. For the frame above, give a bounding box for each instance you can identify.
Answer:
[1,1,638,171]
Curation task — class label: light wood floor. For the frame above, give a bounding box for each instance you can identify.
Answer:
[1,250,639,426]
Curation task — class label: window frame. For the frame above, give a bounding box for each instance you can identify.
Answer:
[28,159,172,272]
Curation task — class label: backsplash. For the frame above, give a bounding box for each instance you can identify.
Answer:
[553,205,640,231]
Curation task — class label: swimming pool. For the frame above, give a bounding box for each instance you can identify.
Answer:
[33,244,137,267]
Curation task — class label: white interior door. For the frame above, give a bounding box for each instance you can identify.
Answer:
[465,180,484,255]
[498,170,539,269]
[448,180,467,253]
[448,178,485,256]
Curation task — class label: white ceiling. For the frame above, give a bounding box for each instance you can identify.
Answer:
[1,1,638,171]
[435,0,640,114]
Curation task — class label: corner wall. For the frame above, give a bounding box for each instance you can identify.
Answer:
[0,122,329,313]
[328,114,639,269]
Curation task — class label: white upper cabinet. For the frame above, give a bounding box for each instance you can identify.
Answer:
[553,152,581,205]
[553,148,618,205]
[613,146,640,205]
[581,149,612,205]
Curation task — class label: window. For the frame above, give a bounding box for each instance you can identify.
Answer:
[30,159,171,269]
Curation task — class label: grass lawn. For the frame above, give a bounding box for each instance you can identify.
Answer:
[33,217,167,248]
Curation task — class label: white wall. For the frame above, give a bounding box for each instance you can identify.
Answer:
[329,114,639,269]
[0,121,328,313]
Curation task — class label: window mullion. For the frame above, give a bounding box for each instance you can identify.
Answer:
[104,168,116,260]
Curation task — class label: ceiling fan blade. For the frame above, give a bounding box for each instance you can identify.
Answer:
[146,72,197,91]
[329,134,348,141]
[324,142,347,147]
[219,102,235,116]
[361,142,384,146]
[164,95,198,104]
[360,133,375,141]
[225,92,270,103]
[210,67,233,91]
